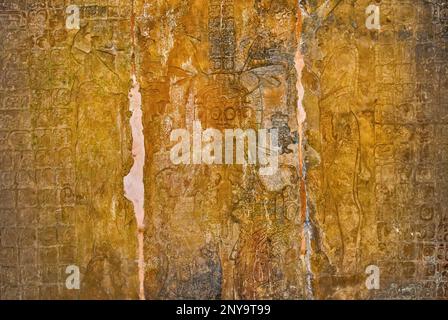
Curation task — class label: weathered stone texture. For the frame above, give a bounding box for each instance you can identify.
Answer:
[0,0,138,299]
[0,0,447,300]
[302,0,448,299]
[136,0,306,300]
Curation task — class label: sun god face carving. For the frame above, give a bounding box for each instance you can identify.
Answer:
[196,82,254,130]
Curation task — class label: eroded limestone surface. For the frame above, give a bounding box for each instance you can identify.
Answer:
[0,0,447,300]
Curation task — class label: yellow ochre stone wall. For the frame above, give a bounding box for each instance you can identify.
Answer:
[0,0,447,299]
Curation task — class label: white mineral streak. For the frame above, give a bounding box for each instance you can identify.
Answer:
[124,74,146,300]
[295,8,314,299]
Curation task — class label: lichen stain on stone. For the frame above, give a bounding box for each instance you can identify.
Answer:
[295,4,314,299]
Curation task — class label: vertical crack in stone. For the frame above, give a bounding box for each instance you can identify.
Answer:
[124,0,146,300]
[295,4,313,299]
